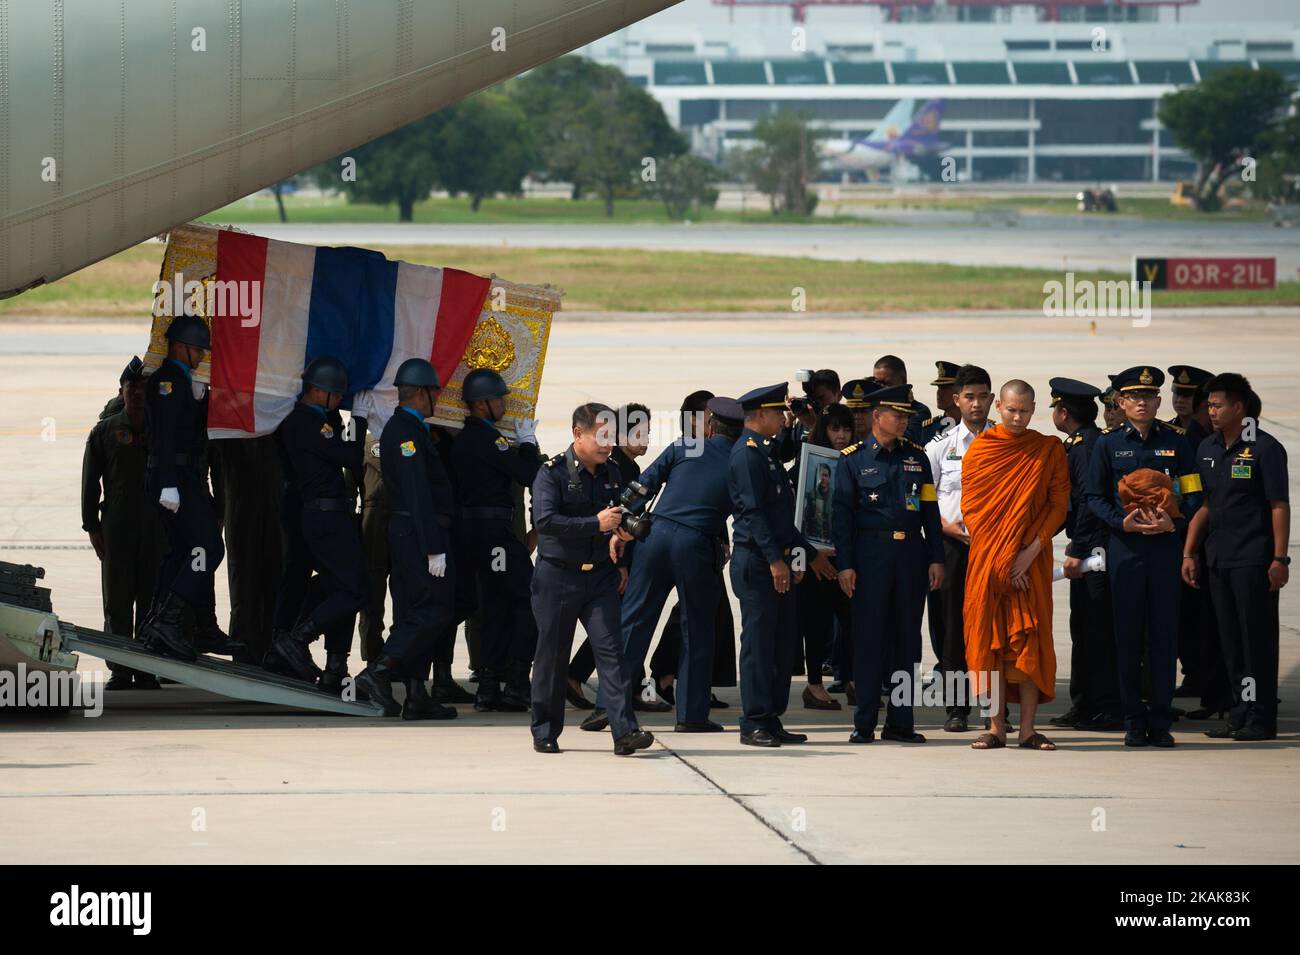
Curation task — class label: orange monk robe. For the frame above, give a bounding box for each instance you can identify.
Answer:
[961,426,1071,705]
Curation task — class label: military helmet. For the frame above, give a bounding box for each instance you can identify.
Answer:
[462,368,509,403]
[165,315,211,349]
[302,356,349,395]
[393,357,441,389]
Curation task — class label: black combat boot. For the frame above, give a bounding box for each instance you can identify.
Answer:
[402,677,458,721]
[319,651,349,696]
[497,660,532,712]
[262,629,297,677]
[192,608,245,657]
[139,591,197,662]
[431,663,475,704]
[474,669,504,712]
[271,618,323,683]
[354,656,402,717]
[105,669,134,691]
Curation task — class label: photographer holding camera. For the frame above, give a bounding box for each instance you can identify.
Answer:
[528,403,654,757]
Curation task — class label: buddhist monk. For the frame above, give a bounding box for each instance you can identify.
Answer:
[962,380,1071,750]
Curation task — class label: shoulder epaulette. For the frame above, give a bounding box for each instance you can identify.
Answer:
[841,442,859,455]
[1166,422,1186,435]
[1101,426,1118,434]
[921,415,937,426]
[906,439,926,451]
[1068,434,1083,446]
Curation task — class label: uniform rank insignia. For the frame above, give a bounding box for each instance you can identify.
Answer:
[494,435,510,451]
[320,423,334,439]
[746,438,757,448]
[1154,448,1175,457]
[158,381,172,396]
[400,440,416,458]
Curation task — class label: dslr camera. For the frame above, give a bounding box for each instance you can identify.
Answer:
[618,481,653,542]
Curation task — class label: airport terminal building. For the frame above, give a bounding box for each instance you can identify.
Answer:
[579,0,1300,182]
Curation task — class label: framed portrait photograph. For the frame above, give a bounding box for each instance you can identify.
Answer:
[793,443,839,549]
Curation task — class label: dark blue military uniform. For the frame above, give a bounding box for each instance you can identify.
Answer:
[1196,425,1288,735]
[1087,371,1203,740]
[729,410,813,739]
[273,402,368,652]
[832,421,942,738]
[529,448,637,744]
[378,405,457,671]
[620,431,736,724]
[145,358,224,612]
[451,415,542,680]
[905,398,936,446]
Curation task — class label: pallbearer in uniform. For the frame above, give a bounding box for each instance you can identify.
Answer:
[139,316,228,661]
[528,403,653,756]
[1183,373,1289,741]
[731,384,835,747]
[1049,378,1122,732]
[1087,366,1203,748]
[354,359,458,721]
[451,368,542,713]
[619,397,743,732]
[832,384,943,745]
[267,357,368,693]
[81,357,167,689]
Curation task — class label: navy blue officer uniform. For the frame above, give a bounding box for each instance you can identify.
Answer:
[1049,378,1121,727]
[354,358,458,719]
[267,357,368,688]
[450,369,543,710]
[620,397,742,728]
[140,316,225,661]
[831,384,942,743]
[729,384,819,746]
[1166,365,1213,453]
[1195,412,1288,738]
[1086,365,1203,746]
[529,433,650,754]
[917,360,960,446]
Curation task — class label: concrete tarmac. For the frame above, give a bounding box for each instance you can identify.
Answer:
[1,312,1297,864]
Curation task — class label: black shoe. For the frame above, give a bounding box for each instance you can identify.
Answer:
[848,729,875,744]
[709,693,729,710]
[675,720,724,733]
[660,683,676,706]
[1204,724,1236,739]
[580,709,609,732]
[473,672,504,712]
[402,677,458,721]
[826,680,847,694]
[566,680,595,710]
[1124,729,1149,747]
[134,672,161,690]
[633,678,672,712]
[468,669,480,684]
[1049,707,1081,727]
[139,591,197,662]
[1075,713,1125,731]
[497,661,532,712]
[354,657,402,717]
[431,663,475,704]
[740,729,780,748]
[773,728,808,744]
[192,610,245,657]
[318,651,348,696]
[1185,707,1228,721]
[271,618,322,683]
[943,713,968,733]
[1173,682,1200,698]
[1148,730,1176,748]
[882,727,926,744]
[1233,724,1276,741]
[261,631,296,677]
[613,730,654,756]
[105,671,134,691]
[803,686,842,710]
[846,685,858,706]
[533,738,560,754]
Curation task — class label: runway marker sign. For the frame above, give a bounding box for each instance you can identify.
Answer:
[1134,256,1276,291]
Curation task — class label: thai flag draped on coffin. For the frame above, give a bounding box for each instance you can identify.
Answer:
[207,230,490,438]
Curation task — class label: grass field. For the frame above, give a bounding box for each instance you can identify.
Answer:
[823,194,1273,222]
[4,243,1298,317]
[199,194,882,226]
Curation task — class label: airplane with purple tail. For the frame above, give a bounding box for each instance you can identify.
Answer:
[820,98,946,174]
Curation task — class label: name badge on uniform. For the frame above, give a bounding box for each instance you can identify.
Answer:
[1154,448,1175,457]
[905,483,920,512]
[1114,450,1134,458]
[1232,464,1251,479]
[320,423,334,439]
[494,436,510,451]
[945,446,961,461]
[400,440,416,458]
[158,381,172,396]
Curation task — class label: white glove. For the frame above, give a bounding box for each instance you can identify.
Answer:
[514,419,538,445]
[159,487,180,512]
[428,554,447,578]
[191,380,207,401]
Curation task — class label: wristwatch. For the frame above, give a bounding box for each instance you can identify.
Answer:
[1273,556,1291,566]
